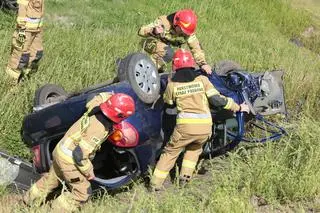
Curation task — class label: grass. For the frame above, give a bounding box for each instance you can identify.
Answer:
[290,0,320,57]
[0,0,320,212]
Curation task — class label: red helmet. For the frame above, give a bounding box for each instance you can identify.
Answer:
[172,49,195,71]
[173,9,197,36]
[100,93,135,123]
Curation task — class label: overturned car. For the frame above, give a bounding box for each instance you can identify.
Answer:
[20,53,287,190]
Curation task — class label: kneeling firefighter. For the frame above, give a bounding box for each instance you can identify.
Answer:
[23,92,135,211]
[151,49,248,190]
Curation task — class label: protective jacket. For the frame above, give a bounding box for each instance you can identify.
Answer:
[138,13,207,67]
[164,70,240,134]
[16,0,44,32]
[54,92,113,178]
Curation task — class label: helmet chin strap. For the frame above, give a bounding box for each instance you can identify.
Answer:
[87,106,102,117]
[117,113,125,118]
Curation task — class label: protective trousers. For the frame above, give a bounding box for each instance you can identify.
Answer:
[142,38,174,70]
[6,30,43,81]
[151,124,210,188]
[24,157,91,212]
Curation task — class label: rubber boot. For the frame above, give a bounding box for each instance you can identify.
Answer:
[178,174,191,188]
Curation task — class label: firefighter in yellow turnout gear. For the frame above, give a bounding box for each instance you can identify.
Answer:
[151,49,248,189]
[23,92,135,211]
[6,0,45,84]
[138,9,212,74]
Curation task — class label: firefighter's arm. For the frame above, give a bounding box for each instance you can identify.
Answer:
[72,137,104,179]
[209,95,240,112]
[138,18,164,37]
[86,92,112,111]
[203,77,240,112]
[163,83,177,115]
[163,83,174,106]
[73,130,110,179]
[16,0,29,29]
[72,144,94,179]
[187,34,208,67]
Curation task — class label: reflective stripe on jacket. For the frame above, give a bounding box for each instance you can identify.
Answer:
[16,0,44,31]
[53,92,112,177]
[164,75,213,128]
[176,112,212,125]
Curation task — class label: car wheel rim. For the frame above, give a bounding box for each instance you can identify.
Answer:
[134,59,158,94]
[46,93,60,103]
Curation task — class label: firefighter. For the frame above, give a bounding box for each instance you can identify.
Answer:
[151,49,249,190]
[5,0,45,84]
[138,9,212,74]
[23,92,135,212]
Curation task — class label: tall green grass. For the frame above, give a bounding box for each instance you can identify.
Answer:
[0,0,319,156]
[0,0,319,211]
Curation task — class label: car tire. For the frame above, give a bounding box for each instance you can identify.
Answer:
[34,84,68,107]
[215,60,242,76]
[117,52,160,104]
[117,53,135,82]
[0,0,18,11]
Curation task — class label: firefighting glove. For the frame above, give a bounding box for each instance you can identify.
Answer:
[72,145,84,166]
[151,25,165,38]
[17,29,26,44]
